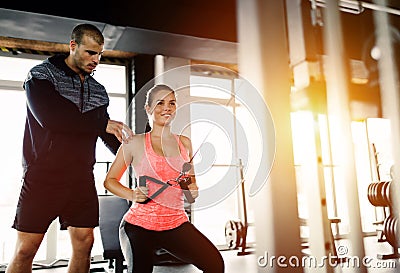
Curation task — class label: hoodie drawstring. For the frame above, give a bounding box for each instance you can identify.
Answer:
[70,75,92,112]
[87,80,91,102]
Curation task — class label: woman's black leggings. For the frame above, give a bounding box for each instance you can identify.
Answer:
[122,221,225,273]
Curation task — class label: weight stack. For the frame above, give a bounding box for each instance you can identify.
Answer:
[367,181,391,207]
[367,181,400,259]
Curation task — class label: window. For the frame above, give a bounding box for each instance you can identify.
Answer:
[189,74,257,247]
[291,111,385,240]
[0,54,44,263]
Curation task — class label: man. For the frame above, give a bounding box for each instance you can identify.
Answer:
[6,23,133,273]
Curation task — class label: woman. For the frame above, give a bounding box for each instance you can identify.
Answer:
[104,84,225,273]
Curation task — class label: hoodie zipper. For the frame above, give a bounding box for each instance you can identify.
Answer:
[80,77,84,112]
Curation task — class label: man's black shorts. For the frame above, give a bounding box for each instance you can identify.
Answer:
[12,171,99,233]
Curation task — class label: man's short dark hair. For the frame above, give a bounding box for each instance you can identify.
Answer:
[71,23,104,45]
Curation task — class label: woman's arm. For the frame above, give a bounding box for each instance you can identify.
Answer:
[104,138,148,202]
[179,135,199,199]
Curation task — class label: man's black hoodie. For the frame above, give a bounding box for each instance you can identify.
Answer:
[22,54,121,178]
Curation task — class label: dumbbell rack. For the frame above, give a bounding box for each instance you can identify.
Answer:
[367,143,400,259]
[367,180,400,259]
[367,181,391,241]
[379,213,400,259]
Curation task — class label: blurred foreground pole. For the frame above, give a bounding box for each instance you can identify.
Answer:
[236,0,302,272]
[322,1,366,272]
[373,0,400,223]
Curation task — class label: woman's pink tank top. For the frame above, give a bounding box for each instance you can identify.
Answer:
[123,132,190,231]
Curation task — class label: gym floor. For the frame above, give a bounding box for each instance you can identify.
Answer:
[26,248,257,273]
[23,236,400,273]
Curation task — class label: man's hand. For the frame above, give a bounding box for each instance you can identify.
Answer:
[106,119,134,143]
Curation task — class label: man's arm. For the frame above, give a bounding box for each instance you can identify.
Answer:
[100,111,135,155]
[25,77,108,133]
[100,120,122,155]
